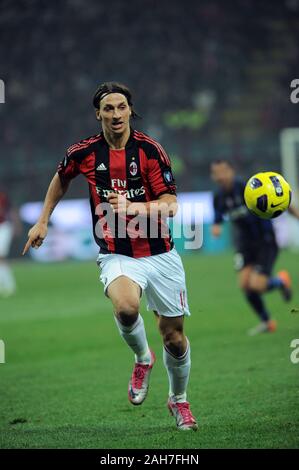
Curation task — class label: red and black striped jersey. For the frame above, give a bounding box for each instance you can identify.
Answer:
[57,129,177,258]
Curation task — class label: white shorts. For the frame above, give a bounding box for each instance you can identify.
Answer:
[0,222,13,258]
[97,248,191,317]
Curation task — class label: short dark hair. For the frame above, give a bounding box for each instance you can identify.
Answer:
[211,159,234,168]
[92,81,140,118]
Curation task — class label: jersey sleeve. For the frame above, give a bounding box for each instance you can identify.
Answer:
[213,192,224,224]
[57,145,81,183]
[147,143,177,198]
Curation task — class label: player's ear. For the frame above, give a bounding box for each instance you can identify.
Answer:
[95,109,102,121]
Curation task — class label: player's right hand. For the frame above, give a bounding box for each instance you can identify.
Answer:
[211,224,222,238]
[22,222,48,255]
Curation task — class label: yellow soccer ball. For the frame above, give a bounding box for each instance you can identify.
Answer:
[244,172,292,219]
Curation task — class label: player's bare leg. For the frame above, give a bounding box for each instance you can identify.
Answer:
[248,271,269,293]
[241,269,276,335]
[239,266,270,333]
[155,313,198,431]
[107,275,155,405]
[238,265,253,292]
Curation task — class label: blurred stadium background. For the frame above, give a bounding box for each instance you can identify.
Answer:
[1,0,299,449]
[1,0,299,257]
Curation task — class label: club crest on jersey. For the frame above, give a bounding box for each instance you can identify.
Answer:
[163,170,173,184]
[129,161,138,176]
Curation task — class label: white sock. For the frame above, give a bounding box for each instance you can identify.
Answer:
[114,314,151,365]
[163,338,191,403]
[0,264,16,294]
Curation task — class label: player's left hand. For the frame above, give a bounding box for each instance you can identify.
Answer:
[107,192,131,213]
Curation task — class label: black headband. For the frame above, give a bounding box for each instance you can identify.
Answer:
[93,88,132,109]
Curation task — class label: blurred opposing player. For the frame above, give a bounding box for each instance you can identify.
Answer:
[0,191,19,297]
[210,160,299,336]
[23,82,197,431]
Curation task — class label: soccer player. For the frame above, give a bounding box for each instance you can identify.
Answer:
[0,191,19,297]
[23,82,198,431]
[210,160,299,336]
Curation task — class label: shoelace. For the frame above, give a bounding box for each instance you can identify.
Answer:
[132,363,149,389]
[175,402,195,423]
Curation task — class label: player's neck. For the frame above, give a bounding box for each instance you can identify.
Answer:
[223,179,234,192]
[103,127,131,150]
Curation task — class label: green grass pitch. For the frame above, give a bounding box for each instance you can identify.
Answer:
[0,251,298,449]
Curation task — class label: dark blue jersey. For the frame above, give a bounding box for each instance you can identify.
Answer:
[213,178,276,250]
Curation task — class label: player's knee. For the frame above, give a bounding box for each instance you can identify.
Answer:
[239,276,249,291]
[163,329,185,357]
[248,278,266,293]
[115,299,140,326]
[240,279,249,290]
